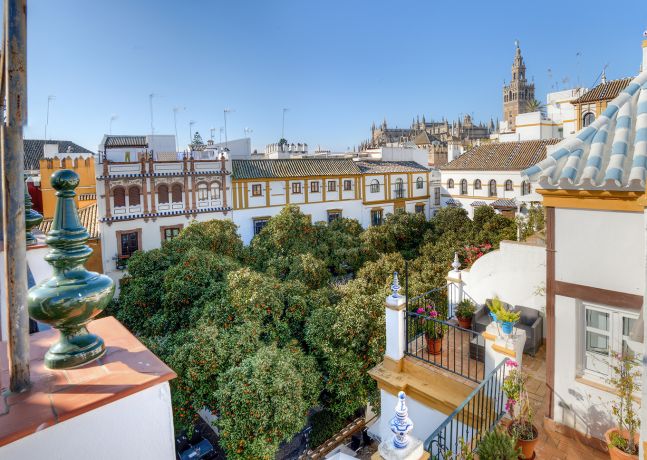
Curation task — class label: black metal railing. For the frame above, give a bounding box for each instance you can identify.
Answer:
[424,358,509,459]
[404,311,485,383]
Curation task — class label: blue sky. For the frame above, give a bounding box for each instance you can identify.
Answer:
[25,0,647,152]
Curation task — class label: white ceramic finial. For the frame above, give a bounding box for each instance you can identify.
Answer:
[390,391,413,449]
[391,272,401,299]
[452,252,461,271]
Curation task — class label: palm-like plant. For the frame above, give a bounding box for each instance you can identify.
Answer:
[525,99,545,113]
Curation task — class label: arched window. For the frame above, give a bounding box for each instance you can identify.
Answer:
[394,178,405,198]
[158,184,169,204]
[416,177,424,189]
[505,180,513,191]
[197,183,208,200]
[488,180,497,197]
[171,184,183,203]
[113,187,126,207]
[474,179,482,190]
[370,179,380,193]
[521,181,531,196]
[460,179,468,195]
[583,112,595,127]
[128,185,141,206]
[447,179,454,189]
[211,182,221,200]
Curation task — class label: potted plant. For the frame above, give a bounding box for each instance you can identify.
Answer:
[476,427,521,460]
[502,360,538,459]
[490,298,520,335]
[455,299,476,329]
[416,304,447,355]
[605,352,640,459]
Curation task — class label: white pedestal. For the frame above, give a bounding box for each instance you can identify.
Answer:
[377,436,425,460]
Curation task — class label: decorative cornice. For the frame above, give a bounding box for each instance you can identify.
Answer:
[97,170,230,180]
[100,206,233,223]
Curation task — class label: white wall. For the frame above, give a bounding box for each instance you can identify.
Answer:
[0,382,176,460]
[555,208,644,296]
[461,240,546,312]
[380,147,428,167]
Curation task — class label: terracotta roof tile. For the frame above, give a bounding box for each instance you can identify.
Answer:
[103,136,148,148]
[355,160,430,173]
[441,139,560,171]
[572,77,633,104]
[39,203,98,239]
[23,139,93,171]
[232,159,360,179]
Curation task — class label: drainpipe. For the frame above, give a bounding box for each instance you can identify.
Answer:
[2,0,30,393]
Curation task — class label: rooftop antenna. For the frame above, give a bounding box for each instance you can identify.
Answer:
[244,127,253,137]
[189,120,196,146]
[45,95,55,140]
[547,68,554,91]
[172,106,185,152]
[149,93,157,137]
[210,127,216,142]
[219,127,224,143]
[109,114,118,134]
[282,108,289,140]
[223,108,234,148]
[575,51,582,88]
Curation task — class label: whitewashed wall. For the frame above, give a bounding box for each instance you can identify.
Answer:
[0,382,175,460]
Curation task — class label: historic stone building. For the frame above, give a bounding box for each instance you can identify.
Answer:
[502,42,535,129]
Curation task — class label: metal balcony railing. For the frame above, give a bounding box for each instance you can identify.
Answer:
[423,359,509,459]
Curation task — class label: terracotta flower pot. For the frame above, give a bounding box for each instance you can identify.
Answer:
[457,316,472,329]
[605,428,639,460]
[508,423,538,460]
[425,334,443,355]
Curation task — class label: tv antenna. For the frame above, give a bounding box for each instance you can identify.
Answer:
[45,95,55,140]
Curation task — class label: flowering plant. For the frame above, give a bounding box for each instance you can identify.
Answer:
[416,304,447,339]
[608,352,640,455]
[502,360,536,441]
[464,243,493,267]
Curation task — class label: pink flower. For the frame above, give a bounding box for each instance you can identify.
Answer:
[505,399,516,413]
[506,360,519,368]
[416,307,425,314]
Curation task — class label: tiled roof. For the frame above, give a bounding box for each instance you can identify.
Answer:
[471,201,488,207]
[441,139,560,171]
[104,136,147,148]
[232,159,360,179]
[491,198,517,209]
[40,203,99,239]
[24,139,93,171]
[413,131,443,146]
[445,198,462,207]
[355,160,430,173]
[571,77,633,104]
[523,70,647,191]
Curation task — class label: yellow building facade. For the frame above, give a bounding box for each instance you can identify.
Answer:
[40,156,97,219]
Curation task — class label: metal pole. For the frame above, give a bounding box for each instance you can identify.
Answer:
[3,0,30,393]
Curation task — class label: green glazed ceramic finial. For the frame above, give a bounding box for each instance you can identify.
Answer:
[24,178,43,245]
[28,169,115,369]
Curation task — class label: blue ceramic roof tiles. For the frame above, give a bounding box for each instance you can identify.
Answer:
[523,71,647,191]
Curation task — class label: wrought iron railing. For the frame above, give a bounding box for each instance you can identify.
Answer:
[404,311,485,383]
[423,358,509,459]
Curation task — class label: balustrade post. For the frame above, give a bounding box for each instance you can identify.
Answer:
[373,392,429,460]
[446,252,463,318]
[385,272,407,369]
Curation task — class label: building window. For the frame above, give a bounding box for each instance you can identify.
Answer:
[343,180,352,191]
[521,181,531,196]
[434,187,441,206]
[197,183,209,200]
[371,209,383,226]
[252,184,262,196]
[583,112,595,127]
[460,179,468,195]
[119,231,139,259]
[158,184,169,204]
[416,177,424,189]
[328,180,336,192]
[292,182,302,194]
[113,186,126,207]
[474,179,482,190]
[488,180,497,197]
[211,182,221,200]
[327,210,342,223]
[505,180,513,192]
[128,186,141,206]
[370,179,380,193]
[415,203,425,214]
[394,178,405,199]
[447,179,454,189]
[582,304,642,379]
[311,181,320,193]
[171,184,183,203]
[161,225,182,241]
[253,218,269,236]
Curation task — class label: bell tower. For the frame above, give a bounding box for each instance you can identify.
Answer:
[502,41,535,129]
